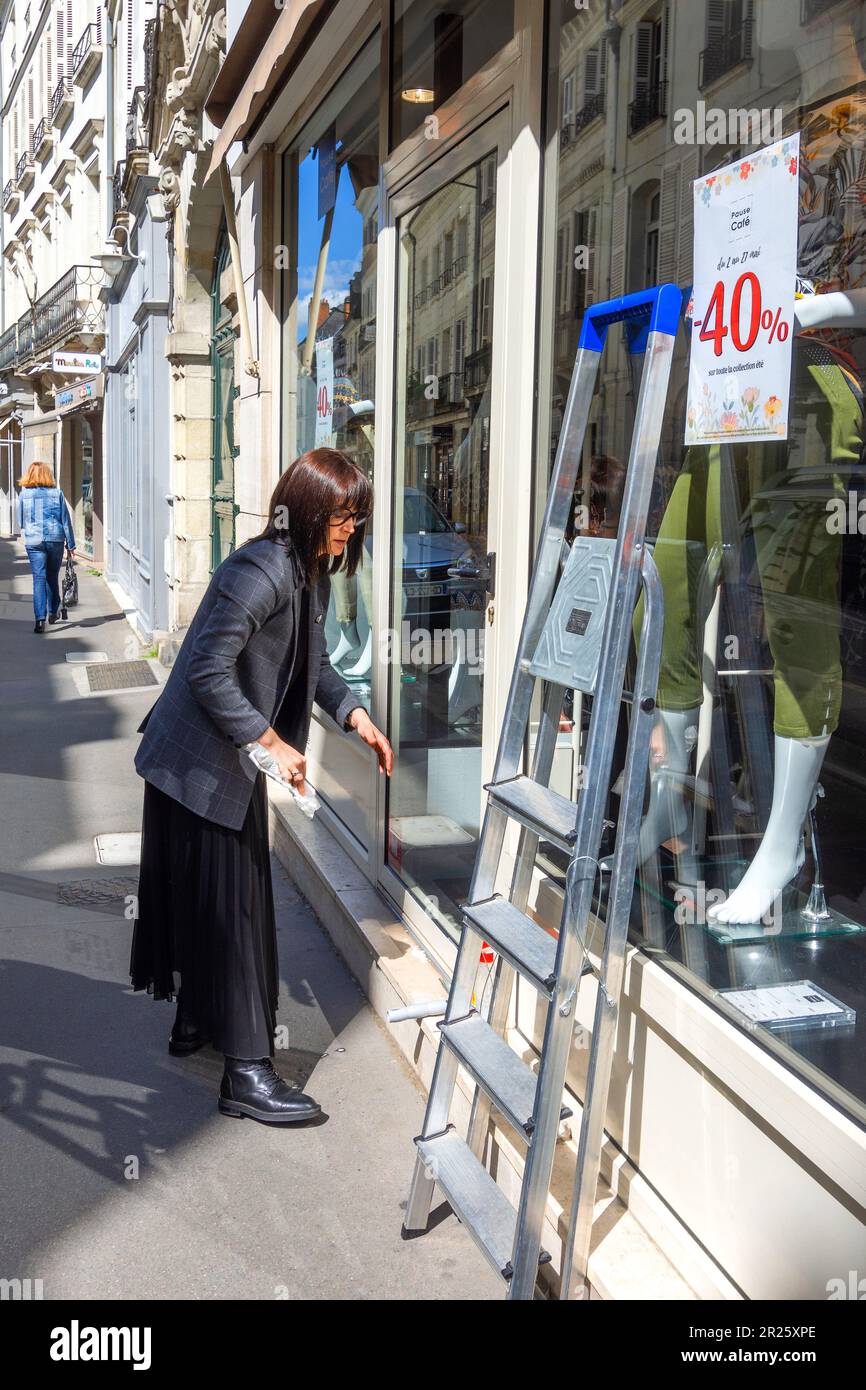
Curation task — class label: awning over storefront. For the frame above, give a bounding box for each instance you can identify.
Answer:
[203,0,329,185]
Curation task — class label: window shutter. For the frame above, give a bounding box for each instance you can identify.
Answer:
[677,150,700,286]
[126,0,134,91]
[634,22,652,95]
[57,11,64,77]
[583,49,598,103]
[27,74,34,146]
[587,205,599,305]
[562,72,575,122]
[657,164,680,285]
[706,0,729,44]
[598,35,607,99]
[609,186,629,297]
[96,6,103,44]
[66,1,73,69]
[661,3,670,83]
[47,33,53,94]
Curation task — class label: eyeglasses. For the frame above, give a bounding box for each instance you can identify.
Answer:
[331,509,370,527]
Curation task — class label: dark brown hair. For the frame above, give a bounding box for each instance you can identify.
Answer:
[251,448,373,583]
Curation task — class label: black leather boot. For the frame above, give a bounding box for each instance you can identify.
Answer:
[218,1056,322,1124]
[168,998,211,1056]
[33,619,45,634]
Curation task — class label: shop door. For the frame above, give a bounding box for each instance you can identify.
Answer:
[383,119,509,947]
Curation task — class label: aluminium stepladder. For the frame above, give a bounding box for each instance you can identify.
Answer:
[401,284,684,1300]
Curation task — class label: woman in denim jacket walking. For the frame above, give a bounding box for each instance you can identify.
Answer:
[17,462,77,633]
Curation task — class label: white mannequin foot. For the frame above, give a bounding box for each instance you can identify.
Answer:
[639,708,699,866]
[708,734,829,925]
[344,629,373,678]
[331,621,360,667]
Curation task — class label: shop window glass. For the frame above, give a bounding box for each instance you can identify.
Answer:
[538,0,866,1124]
[390,0,515,149]
[283,33,380,712]
[387,147,497,938]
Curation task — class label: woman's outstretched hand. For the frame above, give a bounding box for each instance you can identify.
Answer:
[348,708,394,775]
[256,728,308,792]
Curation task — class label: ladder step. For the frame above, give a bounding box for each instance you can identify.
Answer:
[486,774,578,852]
[439,1011,572,1136]
[414,1128,551,1281]
[464,894,559,996]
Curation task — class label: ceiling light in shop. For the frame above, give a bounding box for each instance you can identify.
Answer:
[401,87,434,104]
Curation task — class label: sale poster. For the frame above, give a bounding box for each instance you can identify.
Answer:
[685,134,799,446]
[314,336,334,446]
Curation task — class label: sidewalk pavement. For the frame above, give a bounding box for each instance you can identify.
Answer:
[0,538,500,1300]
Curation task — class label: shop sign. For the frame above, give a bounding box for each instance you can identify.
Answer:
[317,124,337,220]
[314,338,334,446]
[685,134,799,446]
[52,350,103,375]
[55,373,104,414]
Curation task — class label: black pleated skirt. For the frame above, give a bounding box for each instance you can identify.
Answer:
[129,773,279,1059]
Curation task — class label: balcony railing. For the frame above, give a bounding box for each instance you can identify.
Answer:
[33,115,53,158]
[464,345,491,393]
[412,255,468,310]
[409,370,465,417]
[16,151,34,187]
[13,265,106,363]
[144,16,157,96]
[628,79,667,136]
[801,0,844,20]
[699,18,753,88]
[126,87,147,155]
[560,92,605,147]
[17,312,32,361]
[72,22,102,85]
[0,323,17,371]
[51,76,74,125]
[112,161,127,222]
[3,178,19,210]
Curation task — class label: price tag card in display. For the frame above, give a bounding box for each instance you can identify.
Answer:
[314,335,335,446]
[685,134,800,446]
[719,980,855,1032]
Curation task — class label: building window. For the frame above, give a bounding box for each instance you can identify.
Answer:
[390,0,515,149]
[644,187,660,285]
[629,10,667,135]
[699,0,753,90]
[210,224,238,571]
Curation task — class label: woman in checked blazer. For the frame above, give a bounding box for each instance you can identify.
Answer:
[129,448,392,1124]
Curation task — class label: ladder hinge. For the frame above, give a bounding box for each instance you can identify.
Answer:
[412,1123,455,1145]
[437,1009,477,1031]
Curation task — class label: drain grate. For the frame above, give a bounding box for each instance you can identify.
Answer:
[57,876,139,907]
[86,660,157,692]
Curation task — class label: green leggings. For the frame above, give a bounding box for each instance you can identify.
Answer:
[636,349,863,739]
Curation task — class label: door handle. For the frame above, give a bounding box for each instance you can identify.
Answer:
[486,550,496,598]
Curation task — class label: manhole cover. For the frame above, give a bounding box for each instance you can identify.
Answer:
[56,877,139,907]
[86,660,157,692]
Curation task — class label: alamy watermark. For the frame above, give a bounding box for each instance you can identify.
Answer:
[674,103,783,147]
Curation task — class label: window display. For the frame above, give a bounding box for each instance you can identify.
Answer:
[283,33,380,713]
[541,0,866,1124]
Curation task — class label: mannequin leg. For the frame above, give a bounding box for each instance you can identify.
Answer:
[344,547,374,678]
[711,351,860,925]
[330,570,360,665]
[639,707,700,865]
[708,733,828,924]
